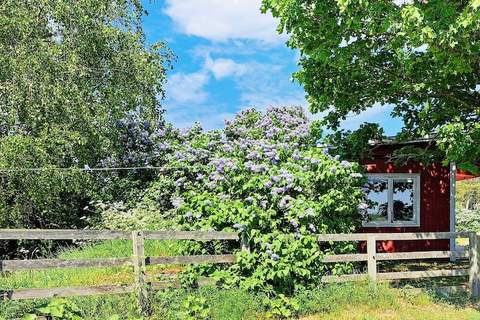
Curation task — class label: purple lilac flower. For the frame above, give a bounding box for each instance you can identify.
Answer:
[260,200,268,209]
[330,167,337,174]
[290,219,299,228]
[271,254,280,261]
[271,176,281,183]
[246,151,261,160]
[171,197,184,209]
[264,181,273,188]
[292,151,301,161]
[246,197,254,203]
[271,187,285,196]
[266,249,273,255]
[278,196,293,210]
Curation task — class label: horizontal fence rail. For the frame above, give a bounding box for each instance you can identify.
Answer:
[0,229,243,316]
[318,231,478,302]
[1,229,479,315]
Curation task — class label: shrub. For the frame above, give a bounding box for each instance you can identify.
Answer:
[170,107,365,296]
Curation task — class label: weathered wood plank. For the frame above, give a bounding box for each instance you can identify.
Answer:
[317,232,470,242]
[1,285,133,300]
[132,231,150,316]
[322,254,368,263]
[0,229,130,240]
[147,254,236,265]
[376,251,468,261]
[143,230,238,240]
[367,235,377,281]
[321,274,367,283]
[469,233,479,301]
[0,257,131,272]
[377,269,469,280]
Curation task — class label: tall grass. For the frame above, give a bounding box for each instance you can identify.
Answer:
[1,241,479,319]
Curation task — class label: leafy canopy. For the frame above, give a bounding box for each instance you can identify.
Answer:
[262,0,480,171]
[0,0,171,256]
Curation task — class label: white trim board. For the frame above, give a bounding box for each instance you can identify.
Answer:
[362,173,421,228]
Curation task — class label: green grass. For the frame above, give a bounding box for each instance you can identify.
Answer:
[2,241,480,319]
[0,239,181,290]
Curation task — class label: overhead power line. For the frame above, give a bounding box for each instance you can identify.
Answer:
[0,166,165,173]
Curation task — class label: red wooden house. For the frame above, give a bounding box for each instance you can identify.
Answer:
[359,138,478,253]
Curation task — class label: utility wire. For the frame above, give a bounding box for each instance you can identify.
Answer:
[0,166,165,173]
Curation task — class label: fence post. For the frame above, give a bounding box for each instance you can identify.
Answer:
[240,230,250,253]
[367,235,377,282]
[132,231,150,316]
[469,232,479,302]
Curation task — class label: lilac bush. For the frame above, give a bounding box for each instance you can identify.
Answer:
[172,107,365,294]
[101,106,365,296]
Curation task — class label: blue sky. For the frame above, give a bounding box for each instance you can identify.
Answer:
[142,0,404,135]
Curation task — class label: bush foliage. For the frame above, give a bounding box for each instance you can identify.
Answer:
[102,106,365,297]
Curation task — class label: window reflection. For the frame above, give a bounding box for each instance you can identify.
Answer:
[364,178,389,223]
[393,179,414,222]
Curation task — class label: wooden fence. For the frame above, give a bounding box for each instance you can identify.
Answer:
[0,229,246,315]
[0,230,478,316]
[318,231,478,300]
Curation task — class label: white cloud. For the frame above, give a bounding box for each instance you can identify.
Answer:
[204,56,249,80]
[166,71,210,104]
[164,0,285,43]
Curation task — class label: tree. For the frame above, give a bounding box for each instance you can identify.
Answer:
[262,0,480,171]
[0,0,171,256]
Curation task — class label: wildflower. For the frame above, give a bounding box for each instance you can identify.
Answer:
[330,167,337,174]
[350,173,363,178]
[271,254,280,261]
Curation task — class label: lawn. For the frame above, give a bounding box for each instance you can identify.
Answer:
[1,241,480,319]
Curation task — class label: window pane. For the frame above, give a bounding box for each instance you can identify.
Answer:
[363,178,389,223]
[393,179,415,222]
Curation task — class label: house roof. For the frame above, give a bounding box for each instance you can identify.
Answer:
[368,135,437,146]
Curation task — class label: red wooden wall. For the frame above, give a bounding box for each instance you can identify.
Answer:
[360,144,451,252]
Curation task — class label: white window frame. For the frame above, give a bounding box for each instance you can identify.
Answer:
[362,173,421,228]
